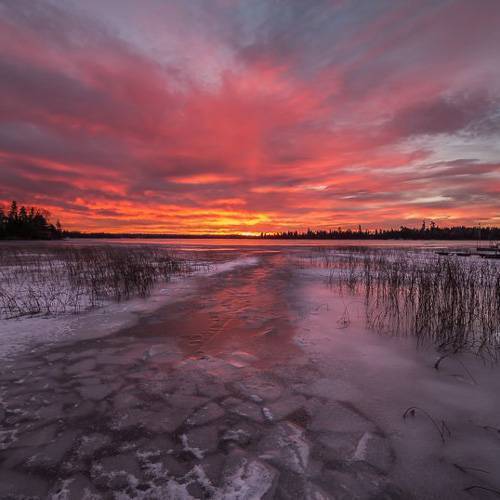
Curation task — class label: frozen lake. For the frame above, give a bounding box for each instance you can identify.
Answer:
[0,241,499,499]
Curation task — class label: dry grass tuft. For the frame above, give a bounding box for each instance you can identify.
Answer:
[0,244,192,318]
[305,248,500,359]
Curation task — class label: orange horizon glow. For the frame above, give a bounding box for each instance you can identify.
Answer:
[0,2,499,233]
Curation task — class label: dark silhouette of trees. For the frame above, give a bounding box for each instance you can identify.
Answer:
[0,201,63,240]
[260,224,500,241]
[66,225,500,241]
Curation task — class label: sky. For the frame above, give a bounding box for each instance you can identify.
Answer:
[0,0,499,234]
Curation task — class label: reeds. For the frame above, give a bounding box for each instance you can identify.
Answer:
[0,244,191,318]
[306,248,500,359]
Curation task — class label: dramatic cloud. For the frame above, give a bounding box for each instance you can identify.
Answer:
[0,0,499,233]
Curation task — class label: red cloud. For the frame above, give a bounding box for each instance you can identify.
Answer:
[0,1,499,233]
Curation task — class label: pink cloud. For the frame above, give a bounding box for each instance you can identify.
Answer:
[0,0,499,233]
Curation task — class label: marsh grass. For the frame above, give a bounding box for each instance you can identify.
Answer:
[0,245,192,318]
[403,406,451,443]
[305,248,500,359]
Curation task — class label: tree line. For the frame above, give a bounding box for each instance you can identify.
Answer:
[67,224,500,240]
[0,201,63,240]
[260,222,500,241]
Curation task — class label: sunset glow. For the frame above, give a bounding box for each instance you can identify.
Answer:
[1,0,499,233]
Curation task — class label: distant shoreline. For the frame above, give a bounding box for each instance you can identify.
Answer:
[1,236,498,242]
[64,235,498,242]
[2,230,499,242]
[61,228,499,241]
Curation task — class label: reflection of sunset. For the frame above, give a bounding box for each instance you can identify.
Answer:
[1,2,499,233]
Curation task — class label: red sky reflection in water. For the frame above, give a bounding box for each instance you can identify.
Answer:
[0,1,499,234]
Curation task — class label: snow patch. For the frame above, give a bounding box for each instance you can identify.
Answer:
[180,434,204,460]
[352,431,372,461]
